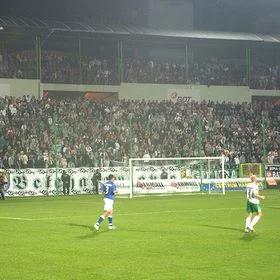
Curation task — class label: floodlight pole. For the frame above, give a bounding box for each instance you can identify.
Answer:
[53,112,60,195]
[128,117,134,159]
[35,36,42,98]
[261,113,267,160]
[78,38,83,84]
[36,29,56,98]
[261,112,267,188]
[221,155,225,195]
[118,40,124,83]
[246,47,251,87]
[185,43,189,83]
[197,116,204,185]
[128,116,135,198]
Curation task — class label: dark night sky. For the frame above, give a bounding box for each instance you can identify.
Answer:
[1,0,280,33]
[0,0,148,25]
[194,0,280,33]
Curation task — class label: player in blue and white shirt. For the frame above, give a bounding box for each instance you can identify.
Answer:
[93,174,117,231]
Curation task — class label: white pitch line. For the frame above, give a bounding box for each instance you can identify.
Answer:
[0,217,34,221]
[120,207,241,216]
[0,207,242,221]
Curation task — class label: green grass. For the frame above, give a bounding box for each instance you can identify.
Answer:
[0,190,279,280]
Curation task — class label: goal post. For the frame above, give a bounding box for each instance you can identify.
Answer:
[129,156,225,198]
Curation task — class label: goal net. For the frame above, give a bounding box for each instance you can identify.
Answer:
[129,156,225,198]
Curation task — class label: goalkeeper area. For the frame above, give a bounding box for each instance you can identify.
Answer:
[128,156,226,197]
[1,191,279,280]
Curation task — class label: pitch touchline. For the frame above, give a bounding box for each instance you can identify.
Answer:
[0,207,241,221]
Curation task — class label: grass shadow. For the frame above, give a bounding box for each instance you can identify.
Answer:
[202,224,258,242]
[202,224,243,233]
[77,229,110,239]
[68,223,111,239]
[125,228,162,233]
[68,223,92,230]
[124,228,181,235]
[240,233,257,242]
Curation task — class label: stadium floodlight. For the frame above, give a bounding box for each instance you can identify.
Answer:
[0,27,4,30]
[129,156,225,198]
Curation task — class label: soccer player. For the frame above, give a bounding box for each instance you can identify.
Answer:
[93,174,117,231]
[245,175,265,233]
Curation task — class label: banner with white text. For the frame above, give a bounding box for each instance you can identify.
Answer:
[1,167,255,197]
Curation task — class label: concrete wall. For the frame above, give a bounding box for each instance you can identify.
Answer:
[119,83,280,103]
[1,78,280,103]
[0,79,40,98]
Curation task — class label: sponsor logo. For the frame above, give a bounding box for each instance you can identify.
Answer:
[136,181,165,189]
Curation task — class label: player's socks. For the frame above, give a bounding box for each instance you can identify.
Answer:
[97,216,105,225]
[108,216,116,229]
[245,217,252,229]
[249,215,260,229]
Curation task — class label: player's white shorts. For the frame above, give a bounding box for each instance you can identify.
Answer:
[104,198,114,211]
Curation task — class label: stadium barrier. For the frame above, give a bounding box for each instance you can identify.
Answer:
[0,167,269,197]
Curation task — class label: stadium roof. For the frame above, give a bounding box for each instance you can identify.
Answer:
[0,16,279,43]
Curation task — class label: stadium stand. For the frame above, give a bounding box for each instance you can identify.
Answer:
[0,17,279,88]
[0,17,279,172]
[1,49,279,88]
[0,96,279,170]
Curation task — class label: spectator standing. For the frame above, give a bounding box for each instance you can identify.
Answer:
[91,168,102,194]
[19,151,28,168]
[61,170,71,195]
[160,168,168,179]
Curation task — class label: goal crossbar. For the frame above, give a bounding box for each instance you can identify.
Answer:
[129,156,223,163]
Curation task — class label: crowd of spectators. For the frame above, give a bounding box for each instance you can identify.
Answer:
[1,50,280,89]
[189,59,247,86]
[0,51,35,79]
[42,51,118,85]
[124,59,186,84]
[250,64,280,90]
[0,50,118,85]
[124,58,247,86]
[0,95,279,170]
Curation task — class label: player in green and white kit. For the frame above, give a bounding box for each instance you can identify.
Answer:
[245,175,265,233]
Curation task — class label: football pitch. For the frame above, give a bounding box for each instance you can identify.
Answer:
[0,190,279,280]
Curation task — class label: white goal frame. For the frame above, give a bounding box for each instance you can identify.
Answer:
[129,156,225,198]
